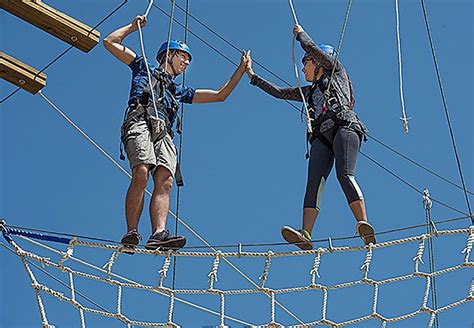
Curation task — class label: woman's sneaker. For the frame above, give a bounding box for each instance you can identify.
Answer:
[281,226,313,250]
[356,221,376,245]
[145,229,187,251]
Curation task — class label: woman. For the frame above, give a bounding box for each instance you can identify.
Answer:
[245,24,375,249]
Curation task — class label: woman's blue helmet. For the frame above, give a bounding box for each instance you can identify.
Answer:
[156,40,192,62]
[302,43,335,63]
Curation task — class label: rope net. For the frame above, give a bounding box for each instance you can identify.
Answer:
[2,225,473,327]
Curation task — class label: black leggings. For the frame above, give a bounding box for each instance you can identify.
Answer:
[303,126,364,210]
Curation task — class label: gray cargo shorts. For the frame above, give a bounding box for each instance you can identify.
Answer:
[121,105,177,177]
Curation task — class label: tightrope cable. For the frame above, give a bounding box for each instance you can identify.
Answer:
[5,214,471,251]
[368,134,473,195]
[326,0,353,102]
[172,0,189,298]
[360,151,468,216]
[420,0,472,222]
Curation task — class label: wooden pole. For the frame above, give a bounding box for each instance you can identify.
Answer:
[0,0,100,52]
[0,52,47,94]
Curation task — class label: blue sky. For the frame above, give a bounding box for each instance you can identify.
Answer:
[1,0,473,326]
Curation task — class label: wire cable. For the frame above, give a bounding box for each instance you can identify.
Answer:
[420,0,472,222]
[326,0,353,101]
[368,134,473,195]
[360,151,468,216]
[4,214,471,251]
[172,0,190,298]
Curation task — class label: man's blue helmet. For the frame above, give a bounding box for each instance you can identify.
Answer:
[156,40,192,62]
[302,43,335,63]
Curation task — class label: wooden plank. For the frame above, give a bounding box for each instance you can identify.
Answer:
[0,0,100,52]
[0,52,47,94]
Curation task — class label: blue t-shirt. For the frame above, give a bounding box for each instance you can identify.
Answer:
[128,56,195,108]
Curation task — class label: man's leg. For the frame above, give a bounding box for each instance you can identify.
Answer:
[125,164,150,232]
[150,166,173,235]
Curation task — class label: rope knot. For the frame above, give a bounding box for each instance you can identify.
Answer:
[310,248,323,285]
[360,244,374,278]
[59,238,77,268]
[461,226,474,263]
[413,235,428,272]
[208,250,222,289]
[102,250,120,279]
[158,251,173,287]
[259,250,274,288]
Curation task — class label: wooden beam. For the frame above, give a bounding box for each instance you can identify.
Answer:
[0,0,100,52]
[0,52,47,94]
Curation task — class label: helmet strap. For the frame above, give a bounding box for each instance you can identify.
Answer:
[164,51,179,77]
[313,66,324,82]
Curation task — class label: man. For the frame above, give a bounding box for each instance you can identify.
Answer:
[104,15,247,251]
[244,24,375,250]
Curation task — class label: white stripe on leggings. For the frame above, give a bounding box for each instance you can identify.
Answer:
[348,175,364,200]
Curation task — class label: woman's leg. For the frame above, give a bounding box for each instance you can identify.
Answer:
[333,126,367,222]
[302,137,334,234]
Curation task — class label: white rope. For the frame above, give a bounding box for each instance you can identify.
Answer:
[462,226,474,263]
[10,235,253,326]
[137,20,160,121]
[143,0,154,18]
[372,283,379,315]
[59,237,76,268]
[288,0,313,133]
[220,293,225,327]
[102,250,120,279]
[360,244,374,279]
[259,250,274,288]
[422,276,432,309]
[413,235,427,272]
[310,249,322,285]
[116,285,123,315]
[321,287,328,321]
[158,251,172,287]
[4,227,473,327]
[394,0,410,133]
[208,251,221,290]
[167,291,176,326]
[270,291,276,324]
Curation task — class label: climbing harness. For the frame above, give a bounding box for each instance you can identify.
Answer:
[119,1,186,186]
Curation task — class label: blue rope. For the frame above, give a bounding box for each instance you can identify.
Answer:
[5,227,71,245]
